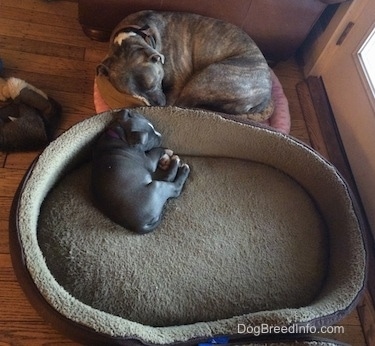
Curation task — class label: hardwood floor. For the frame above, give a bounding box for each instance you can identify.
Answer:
[0,0,370,345]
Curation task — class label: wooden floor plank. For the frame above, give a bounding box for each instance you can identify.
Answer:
[84,46,108,64]
[0,221,10,254]
[1,5,79,30]
[0,152,6,168]
[290,119,311,145]
[0,48,97,79]
[2,0,78,17]
[1,68,93,95]
[316,309,367,346]
[296,80,330,159]
[357,290,375,346]
[0,281,47,322]
[0,169,26,198]
[4,151,40,170]
[50,91,96,130]
[0,196,14,222]
[272,59,305,81]
[0,18,88,46]
[0,321,81,346]
[0,254,16,281]
[0,34,85,60]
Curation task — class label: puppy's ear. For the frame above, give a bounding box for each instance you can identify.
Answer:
[128,131,148,146]
[113,109,131,122]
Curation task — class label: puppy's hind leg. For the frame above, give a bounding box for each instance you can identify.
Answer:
[158,161,190,199]
[158,149,174,171]
[142,163,190,233]
[159,155,181,182]
[172,162,190,194]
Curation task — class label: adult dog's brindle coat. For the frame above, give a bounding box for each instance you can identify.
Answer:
[97,10,273,121]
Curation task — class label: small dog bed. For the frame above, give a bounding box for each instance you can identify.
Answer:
[10,107,366,345]
[93,69,291,135]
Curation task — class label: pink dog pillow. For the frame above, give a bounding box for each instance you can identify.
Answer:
[93,69,291,134]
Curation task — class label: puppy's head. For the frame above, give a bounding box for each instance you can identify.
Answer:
[112,109,162,150]
[97,34,166,107]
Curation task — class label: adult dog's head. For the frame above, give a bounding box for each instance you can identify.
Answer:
[97,28,166,107]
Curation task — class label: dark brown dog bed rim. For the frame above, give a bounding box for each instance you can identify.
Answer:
[9,108,368,346]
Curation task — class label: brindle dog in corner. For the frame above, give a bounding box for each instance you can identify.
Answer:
[97,10,273,121]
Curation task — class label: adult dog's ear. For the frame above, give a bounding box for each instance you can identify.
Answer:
[139,25,153,37]
[144,47,165,64]
[149,53,165,64]
[96,63,109,77]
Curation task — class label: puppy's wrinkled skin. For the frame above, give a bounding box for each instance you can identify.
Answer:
[97,10,273,120]
[91,109,190,234]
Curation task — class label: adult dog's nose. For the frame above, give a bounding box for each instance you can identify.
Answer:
[149,92,166,106]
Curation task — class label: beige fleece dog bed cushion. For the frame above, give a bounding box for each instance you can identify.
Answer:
[12,107,366,345]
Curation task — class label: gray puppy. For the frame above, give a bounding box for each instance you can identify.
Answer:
[91,109,190,234]
[97,10,273,121]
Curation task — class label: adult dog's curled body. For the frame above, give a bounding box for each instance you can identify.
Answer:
[98,10,273,120]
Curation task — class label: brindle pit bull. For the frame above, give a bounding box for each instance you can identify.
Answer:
[97,10,273,121]
[91,109,190,234]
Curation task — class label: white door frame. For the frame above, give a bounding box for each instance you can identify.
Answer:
[305,0,375,236]
[304,0,370,77]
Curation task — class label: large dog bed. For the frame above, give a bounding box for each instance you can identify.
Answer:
[10,107,367,345]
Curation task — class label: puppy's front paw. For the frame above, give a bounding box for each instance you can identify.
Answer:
[158,149,174,170]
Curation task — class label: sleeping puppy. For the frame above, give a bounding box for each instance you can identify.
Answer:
[97,10,273,121]
[91,109,190,234]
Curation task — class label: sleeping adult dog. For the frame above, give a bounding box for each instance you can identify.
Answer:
[97,10,273,121]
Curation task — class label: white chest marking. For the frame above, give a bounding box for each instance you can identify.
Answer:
[147,122,161,137]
